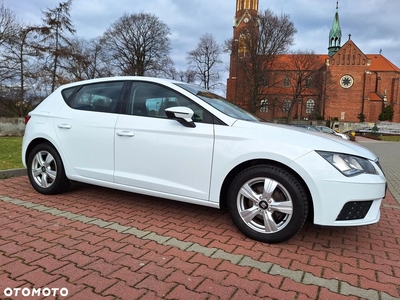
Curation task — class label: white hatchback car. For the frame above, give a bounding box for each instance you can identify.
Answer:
[22,76,387,243]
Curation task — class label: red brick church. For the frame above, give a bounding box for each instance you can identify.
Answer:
[226,0,400,123]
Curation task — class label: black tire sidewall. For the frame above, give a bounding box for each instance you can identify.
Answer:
[227,165,308,243]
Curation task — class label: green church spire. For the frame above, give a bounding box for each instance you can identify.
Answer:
[328,1,342,57]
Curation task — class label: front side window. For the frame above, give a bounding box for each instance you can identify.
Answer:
[68,81,124,113]
[176,83,259,122]
[127,82,214,123]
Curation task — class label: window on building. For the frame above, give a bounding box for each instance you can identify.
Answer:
[283,99,291,113]
[260,99,268,112]
[306,99,315,114]
[306,76,312,87]
[283,76,290,87]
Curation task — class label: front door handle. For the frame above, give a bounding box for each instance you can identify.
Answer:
[58,124,72,129]
[116,131,135,137]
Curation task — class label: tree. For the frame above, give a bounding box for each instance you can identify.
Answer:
[60,37,113,81]
[0,1,19,82]
[102,12,172,76]
[378,105,394,121]
[278,50,325,123]
[37,0,76,91]
[228,9,297,113]
[187,33,223,91]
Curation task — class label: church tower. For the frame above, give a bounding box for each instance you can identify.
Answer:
[227,0,259,102]
[328,1,342,57]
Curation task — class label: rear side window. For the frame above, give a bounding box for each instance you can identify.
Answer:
[66,82,124,113]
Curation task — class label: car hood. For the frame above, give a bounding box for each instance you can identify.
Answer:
[232,120,378,161]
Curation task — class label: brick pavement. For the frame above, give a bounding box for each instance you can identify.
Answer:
[0,176,399,299]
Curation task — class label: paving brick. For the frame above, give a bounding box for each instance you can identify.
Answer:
[230,288,264,300]
[192,265,228,282]
[67,287,114,300]
[50,263,91,282]
[323,267,358,286]
[139,261,174,280]
[95,238,127,251]
[164,270,204,290]
[189,253,222,269]
[113,254,146,272]
[43,244,77,260]
[17,267,61,286]
[341,263,376,281]
[108,266,147,287]
[216,260,251,278]
[0,272,27,291]
[165,257,200,275]
[256,282,297,299]
[90,247,125,263]
[11,248,47,264]
[62,250,100,268]
[222,273,261,295]
[77,232,109,245]
[0,241,29,256]
[319,287,359,300]
[196,278,237,299]
[76,272,118,293]
[247,268,283,288]
[2,258,39,279]
[140,249,174,266]
[103,281,147,299]
[45,276,87,299]
[359,277,400,299]
[136,274,177,298]
[72,241,103,255]
[166,284,208,300]
[0,252,17,267]
[85,258,122,276]
[281,277,319,299]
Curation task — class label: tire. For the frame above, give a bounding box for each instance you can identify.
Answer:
[227,165,308,243]
[27,143,70,195]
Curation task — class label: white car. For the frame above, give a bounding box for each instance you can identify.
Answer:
[22,77,386,243]
[316,125,350,140]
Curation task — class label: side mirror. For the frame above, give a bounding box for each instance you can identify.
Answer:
[165,106,196,128]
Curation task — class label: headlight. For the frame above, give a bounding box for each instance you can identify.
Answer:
[316,151,378,176]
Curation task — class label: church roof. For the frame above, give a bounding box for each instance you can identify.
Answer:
[366,54,400,72]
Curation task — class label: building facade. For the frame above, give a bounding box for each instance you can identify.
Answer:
[226,0,400,123]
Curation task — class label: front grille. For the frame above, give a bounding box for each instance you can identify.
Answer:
[336,201,373,221]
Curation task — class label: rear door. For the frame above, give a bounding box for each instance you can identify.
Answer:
[54,81,124,182]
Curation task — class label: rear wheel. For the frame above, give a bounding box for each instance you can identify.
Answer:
[227,165,308,243]
[27,143,70,195]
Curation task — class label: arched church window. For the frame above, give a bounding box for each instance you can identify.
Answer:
[283,76,290,87]
[306,99,315,114]
[260,99,268,112]
[283,99,291,113]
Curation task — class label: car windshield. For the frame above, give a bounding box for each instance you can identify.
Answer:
[175,83,259,122]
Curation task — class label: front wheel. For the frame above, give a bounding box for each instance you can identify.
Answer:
[27,143,70,195]
[227,165,309,243]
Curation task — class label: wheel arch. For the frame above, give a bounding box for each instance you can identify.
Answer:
[219,159,314,221]
[25,138,60,165]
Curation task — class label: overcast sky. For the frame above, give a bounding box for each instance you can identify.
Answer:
[3,0,400,80]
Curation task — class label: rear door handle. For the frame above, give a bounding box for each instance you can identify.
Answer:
[116,131,135,137]
[58,124,72,129]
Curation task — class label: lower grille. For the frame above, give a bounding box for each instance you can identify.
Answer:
[336,201,373,221]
